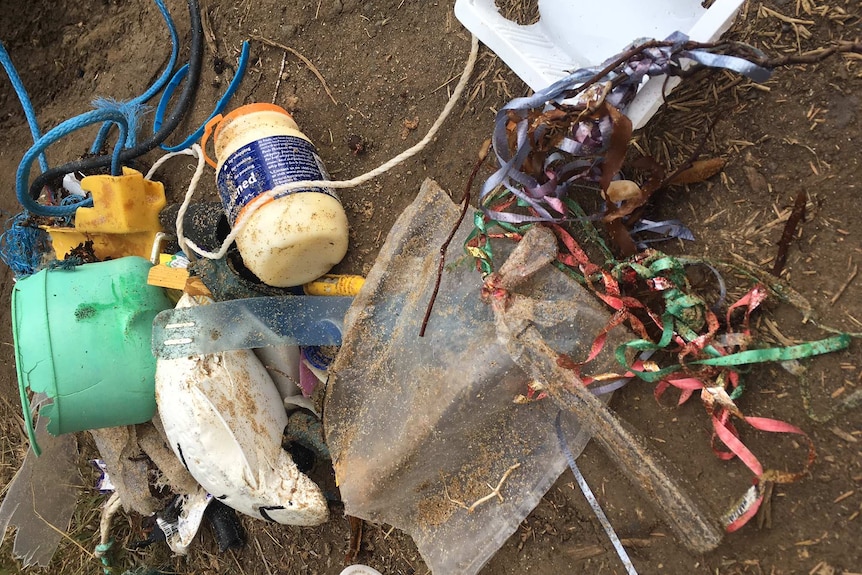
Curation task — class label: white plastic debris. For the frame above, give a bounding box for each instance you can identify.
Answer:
[155,289,329,526]
[340,566,384,575]
[161,488,213,555]
[62,172,86,196]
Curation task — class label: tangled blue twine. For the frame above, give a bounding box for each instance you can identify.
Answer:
[0,212,51,278]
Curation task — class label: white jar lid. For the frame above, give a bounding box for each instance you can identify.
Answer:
[339,565,384,575]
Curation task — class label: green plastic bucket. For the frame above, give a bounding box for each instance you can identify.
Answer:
[11,256,172,455]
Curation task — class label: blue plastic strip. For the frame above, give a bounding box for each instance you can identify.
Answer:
[153,63,190,134]
[555,412,639,575]
[155,41,251,152]
[680,50,771,83]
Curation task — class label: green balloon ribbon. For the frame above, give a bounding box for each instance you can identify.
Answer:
[616,333,851,383]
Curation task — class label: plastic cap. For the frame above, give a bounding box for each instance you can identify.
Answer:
[214,103,294,142]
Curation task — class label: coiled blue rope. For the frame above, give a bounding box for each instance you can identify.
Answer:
[0,41,49,174]
[89,0,180,153]
[16,109,129,217]
[154,40,250,152]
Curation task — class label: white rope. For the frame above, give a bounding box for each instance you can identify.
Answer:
[145,145,207,261]
[182,33,481,260]
[94,492,122,559]
[174,144,206,261]
[145,147,197,181]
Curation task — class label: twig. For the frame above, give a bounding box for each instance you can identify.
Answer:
[345,515,364,564]
[754,40,862,68]
[272,51,287,104]
[756,481,774,530]
[466,463,521,513]
[830,263,858,306]
[563,40,666,100]
[431,73,461,94]
[419,139,491,336]
[31,503,97,560]
[229,549,249,575]
[443,480,466,509]
[773,191,807,276]
[253,536,275,575]
[251,35,338,105]
[200,5,220,55]
[575,38,861,97]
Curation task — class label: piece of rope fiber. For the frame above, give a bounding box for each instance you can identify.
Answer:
[180,33,480,260]
[555,412,638,575]
[26,0,204,203]
[90,0,180,153]
[95,492,123,575]
[0,41,49,173]
[16,109,129,217]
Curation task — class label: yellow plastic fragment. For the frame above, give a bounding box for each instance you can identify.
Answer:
[302,274,365,296]
[45,167,166,260]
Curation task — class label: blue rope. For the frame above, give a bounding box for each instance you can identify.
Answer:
[0,212,50,278]
[0,41,49,174]
[17,109,129,217]
[154,40,250,152]
[91,97,150,150]
[90,0,180,153]
[57,193,87,226]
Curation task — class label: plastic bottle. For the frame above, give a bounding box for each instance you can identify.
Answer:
[202,103,349,287]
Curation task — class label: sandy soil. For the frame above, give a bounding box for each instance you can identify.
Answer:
[0,0,859,574]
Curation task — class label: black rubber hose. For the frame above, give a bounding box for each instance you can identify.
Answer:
[205,500,245,552]
[28,0,204,200]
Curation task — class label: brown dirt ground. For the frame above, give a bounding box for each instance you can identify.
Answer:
[0,0,860,574]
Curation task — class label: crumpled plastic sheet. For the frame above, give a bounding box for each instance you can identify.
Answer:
[0,395,80,568]
[326,179,631,575]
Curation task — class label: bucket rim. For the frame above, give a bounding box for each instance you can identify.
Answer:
[11,268,58,456]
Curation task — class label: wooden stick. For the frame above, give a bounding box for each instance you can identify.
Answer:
[251,35,338,105]
[492,227,723,554]
[830,263,858,306]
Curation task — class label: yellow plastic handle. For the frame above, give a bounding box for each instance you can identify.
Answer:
[200,114,224,169]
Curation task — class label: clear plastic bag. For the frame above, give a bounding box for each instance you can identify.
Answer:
[0,395,79,568]
[325,179,630,575]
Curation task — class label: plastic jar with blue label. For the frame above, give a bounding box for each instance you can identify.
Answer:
[202,103,349,287]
